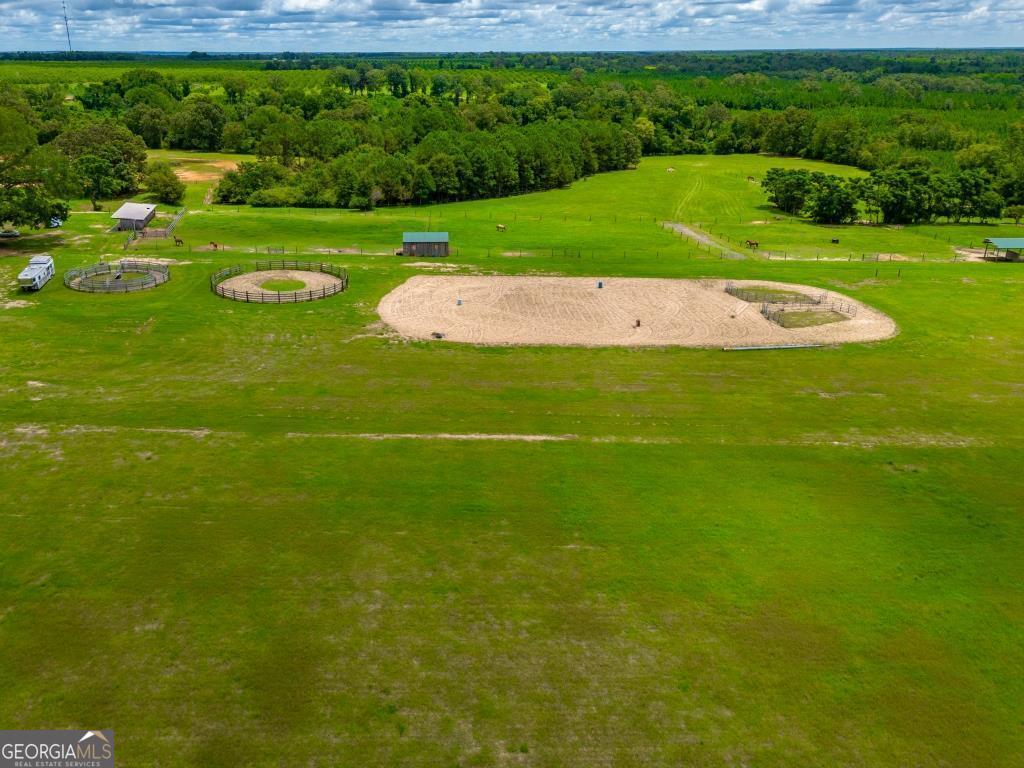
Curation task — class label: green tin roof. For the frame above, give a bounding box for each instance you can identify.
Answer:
[403,232,449,243]
[984,238,1024,249]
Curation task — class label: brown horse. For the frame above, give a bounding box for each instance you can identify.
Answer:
[496,224,507,232]
[745,239,759,249]
[174,236,184,247]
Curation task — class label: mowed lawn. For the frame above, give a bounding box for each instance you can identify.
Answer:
[0,157,1023,766]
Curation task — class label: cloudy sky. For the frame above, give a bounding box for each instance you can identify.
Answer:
[0,0,1021,52]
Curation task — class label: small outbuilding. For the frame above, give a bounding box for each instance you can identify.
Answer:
[402,232,449,258]
[983,238,1024,261]
[111,202,157,232]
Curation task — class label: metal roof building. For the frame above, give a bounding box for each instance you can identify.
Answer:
[983,238,1024,261]
[402,232,449,258]
[111,202,157,232]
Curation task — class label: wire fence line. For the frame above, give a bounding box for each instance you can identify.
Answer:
[725,282,827,305]
[65,260,170,293]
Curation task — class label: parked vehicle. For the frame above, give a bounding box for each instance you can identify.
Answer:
[0,229,20,238]
[17,255,54,291]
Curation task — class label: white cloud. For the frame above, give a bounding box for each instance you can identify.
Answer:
[0,0,1021,50]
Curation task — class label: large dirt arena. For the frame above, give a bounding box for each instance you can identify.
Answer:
[378,276,898,347]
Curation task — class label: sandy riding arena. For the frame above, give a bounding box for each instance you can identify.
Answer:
[378,276,897,348]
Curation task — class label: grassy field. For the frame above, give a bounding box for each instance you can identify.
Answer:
[122,154,1024,262]
[1,155,1023,766]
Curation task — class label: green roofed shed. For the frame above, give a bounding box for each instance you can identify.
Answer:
[402,232,450,257]
[983,238,1024,261]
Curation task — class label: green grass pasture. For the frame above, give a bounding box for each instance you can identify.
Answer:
[0,154,1022,767]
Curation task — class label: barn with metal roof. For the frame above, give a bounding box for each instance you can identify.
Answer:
[111,202,157,232]
[402,232,449,257]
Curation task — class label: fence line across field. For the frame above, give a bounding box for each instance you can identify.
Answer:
[131,234,959,265]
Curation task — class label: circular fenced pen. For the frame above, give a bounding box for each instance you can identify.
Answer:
[64,260,171,293]
[210,260,349,303]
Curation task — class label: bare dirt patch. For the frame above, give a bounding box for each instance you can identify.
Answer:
[126,257,191,266]
[2,300,34,309]
[402,261,473,271]
[955,247,1016,263]
[311,247,390,256]
[173,160,238,183]
[378,276,897,348]
[218,269,343,297]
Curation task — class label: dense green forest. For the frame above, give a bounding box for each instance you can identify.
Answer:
[1,50,1022,223]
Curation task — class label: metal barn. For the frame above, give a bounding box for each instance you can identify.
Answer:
[111,202,157,232]
[402,232,450,257]
[983,238,1024,261]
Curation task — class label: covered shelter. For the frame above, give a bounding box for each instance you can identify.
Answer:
[982,238,1024,261]
[111,202,157,232]
[402,232,449,258]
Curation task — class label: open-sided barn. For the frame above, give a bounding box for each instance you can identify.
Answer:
[983,238,1024,261]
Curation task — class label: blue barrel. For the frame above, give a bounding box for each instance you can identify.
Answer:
[597,281,603,289]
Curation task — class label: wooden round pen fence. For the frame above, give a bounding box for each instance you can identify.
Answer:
[210,260,349,303]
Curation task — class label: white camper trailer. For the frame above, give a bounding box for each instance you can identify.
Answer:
[18,255,55,291]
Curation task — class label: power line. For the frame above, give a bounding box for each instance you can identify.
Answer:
[61,0,72,53]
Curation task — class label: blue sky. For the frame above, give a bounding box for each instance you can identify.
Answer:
[0,0,1021,52]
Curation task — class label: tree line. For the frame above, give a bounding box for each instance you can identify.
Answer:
[762,163,1023,225]
[1,52,1022,223]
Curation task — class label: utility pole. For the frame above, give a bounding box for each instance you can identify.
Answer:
[62,0,73,53]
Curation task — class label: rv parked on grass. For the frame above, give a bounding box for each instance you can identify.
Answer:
[18,254,54,291]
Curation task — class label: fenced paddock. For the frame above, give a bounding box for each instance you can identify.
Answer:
[760,298,858,328]
[65,260,170,293]
[138,208,187,239]
[123,208,187,249]
[211,260,348,303]
[725,282,826,305]
[724,281,858,330]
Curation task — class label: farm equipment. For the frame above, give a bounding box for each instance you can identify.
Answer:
[17,254,55,291]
